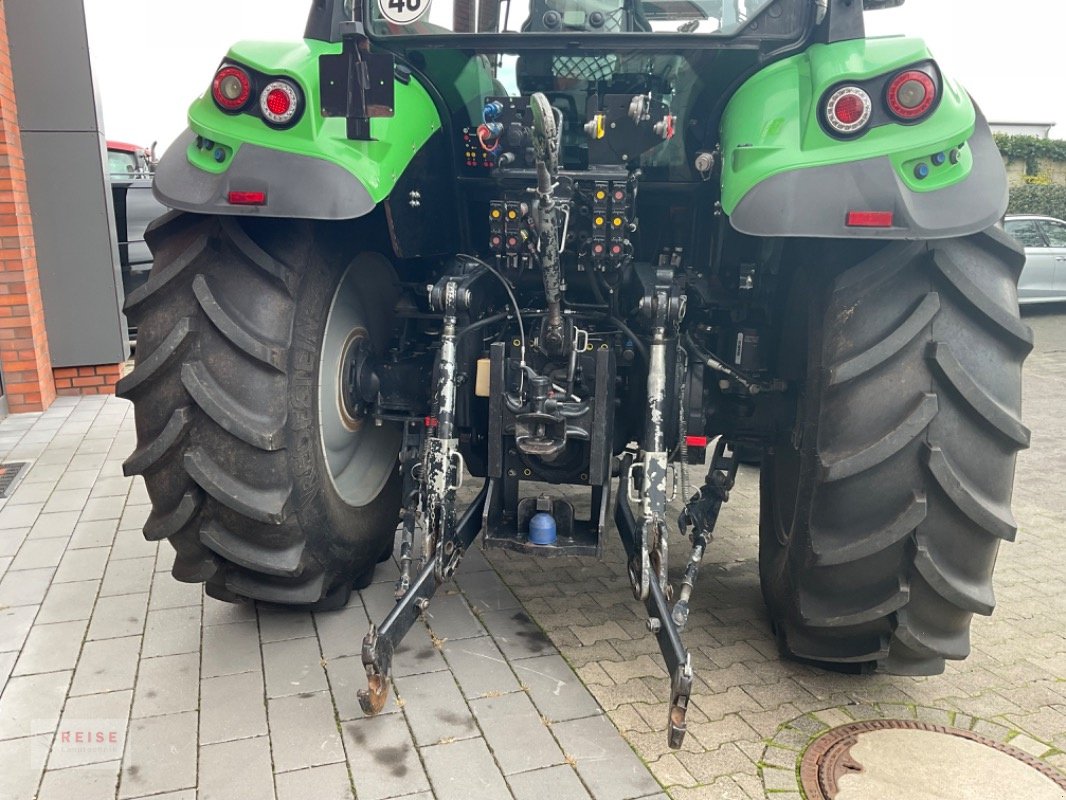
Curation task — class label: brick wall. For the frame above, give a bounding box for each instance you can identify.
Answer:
[0,5,55,413]
[53,363,122,397]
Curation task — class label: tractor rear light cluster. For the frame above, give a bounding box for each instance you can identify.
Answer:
[210,65,303,128]
[212,66,252,112]
[821,65,940,138]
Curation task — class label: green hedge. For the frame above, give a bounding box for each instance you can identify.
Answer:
[994,135,1066,217]
[1006,183,1066,221]
[994,134,1066,173]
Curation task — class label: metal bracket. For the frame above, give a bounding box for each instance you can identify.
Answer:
[668,658,694,750]
[319,24,395,141]
[616,453,693,749]
[395,420,426,599]
[632,270,685,603]
[358,483,489,716]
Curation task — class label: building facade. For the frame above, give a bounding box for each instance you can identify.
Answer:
[990,121,1057,140]
[0,2,129,414]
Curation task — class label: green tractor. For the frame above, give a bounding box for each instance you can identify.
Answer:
[121,0,1030,748]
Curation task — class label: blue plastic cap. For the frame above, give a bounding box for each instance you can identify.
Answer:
[529,512,557,546]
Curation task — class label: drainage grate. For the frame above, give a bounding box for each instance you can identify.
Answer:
[799,719,1066,799]
[0,462,27,498]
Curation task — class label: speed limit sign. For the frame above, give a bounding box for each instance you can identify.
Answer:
[379,0,431,25]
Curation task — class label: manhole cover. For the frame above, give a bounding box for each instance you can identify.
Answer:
[800,720,1066,800]
[0,462,27,498]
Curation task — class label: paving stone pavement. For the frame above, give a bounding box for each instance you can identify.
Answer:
[0,397,661,799]
[0,308,1064,800]
[480,306,1066,799]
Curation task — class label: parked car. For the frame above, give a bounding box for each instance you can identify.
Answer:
[1003,215,1066,304]
[107,140,155,179]
[107,142,167,341]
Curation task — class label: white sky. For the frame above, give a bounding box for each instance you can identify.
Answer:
[84,0,1063,154]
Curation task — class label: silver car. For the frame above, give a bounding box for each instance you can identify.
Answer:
[1003,215,1066,304]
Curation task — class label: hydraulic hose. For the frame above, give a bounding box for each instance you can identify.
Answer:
[530,92,567,356]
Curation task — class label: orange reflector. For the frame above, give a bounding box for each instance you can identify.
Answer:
[228,191,267,206]
[846,211,894,228]
[685,435,708,448]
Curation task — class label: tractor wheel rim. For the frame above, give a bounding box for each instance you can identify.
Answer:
[318,257,396,508]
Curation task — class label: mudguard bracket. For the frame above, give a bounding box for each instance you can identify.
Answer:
[320,23,395,141]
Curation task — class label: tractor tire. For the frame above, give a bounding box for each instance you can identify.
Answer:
[759,227,1032,675]
[119,212,403,607]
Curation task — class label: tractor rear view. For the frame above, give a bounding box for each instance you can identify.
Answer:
[123,0,1029,748]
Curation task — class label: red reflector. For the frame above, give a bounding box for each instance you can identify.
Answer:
[833,94,867,126]
[266,88,291,116]
[259,80,300,126]
[685,435,708,448]
[824,86,872,136]
[228,191,267,206]
[846,211,894,228]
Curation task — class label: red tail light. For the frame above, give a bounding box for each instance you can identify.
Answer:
[824,86,872,136]
[260,80,301,127]
[886,70,937,121]
[212,66,252,112]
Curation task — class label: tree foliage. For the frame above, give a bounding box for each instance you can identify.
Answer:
[994,134,1066,174]
[994,135,1066,217]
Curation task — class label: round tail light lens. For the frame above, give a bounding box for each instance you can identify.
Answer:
[824,86,873,136]
[260,80,301,126]
[886,70,937,121]
[212,66,252,112]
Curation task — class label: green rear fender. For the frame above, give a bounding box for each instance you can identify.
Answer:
[720,37,1008,239]
[153,39,442,220]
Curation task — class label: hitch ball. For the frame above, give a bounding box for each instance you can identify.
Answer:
[529,512,557,546]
